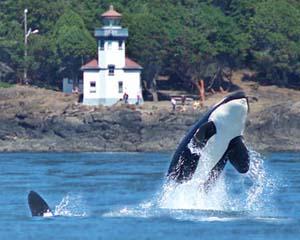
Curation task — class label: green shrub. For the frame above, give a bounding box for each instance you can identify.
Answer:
[0,81,13,88]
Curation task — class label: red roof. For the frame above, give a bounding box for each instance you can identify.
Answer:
[81,59,98,69]
[81,58,142,70]
[125,57,142,69]
[101,5,122,18]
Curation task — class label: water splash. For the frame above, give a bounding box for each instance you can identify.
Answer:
[103,201,156,218]
[54,193,88,217]
[157,174,228,210]
[103,148,277,222]
[157,142,227,210]
[156,148,276,213]
[242,150,276,212]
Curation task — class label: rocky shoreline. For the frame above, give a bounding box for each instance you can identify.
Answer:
[0,85,299,152]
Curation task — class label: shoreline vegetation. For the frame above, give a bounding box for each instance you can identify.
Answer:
[0,72,299,153]
[1,1,300,95]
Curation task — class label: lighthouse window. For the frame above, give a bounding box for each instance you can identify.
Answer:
[90,81,96,93]
[118,40,123,50]
[100,40,104,50]
[90,81,96,87]
[118,81,123,93]
[108,65,115,76]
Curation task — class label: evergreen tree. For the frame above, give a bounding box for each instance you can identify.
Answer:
[250,0,300,87]
[54,9,96,83]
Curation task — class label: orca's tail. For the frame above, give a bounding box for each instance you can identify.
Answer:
[28,191,53,217]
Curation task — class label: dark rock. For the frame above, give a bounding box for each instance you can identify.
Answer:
[83,114,94,124]
[101,123,111,131]
[91,112,104,122]
[0,95,299,152]
[245,101,300,151]
[18,118,40,129]
[53,129,67,139]
[16,112,28,119]
[0,130,9,140]
[75,124,91,133]
[184,118,196,126]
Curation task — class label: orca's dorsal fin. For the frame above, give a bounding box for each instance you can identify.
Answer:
[193,121,216,147]
[227,136,250,173]
[28,191,53,217]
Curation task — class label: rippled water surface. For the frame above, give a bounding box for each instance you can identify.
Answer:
[0,152,299,239]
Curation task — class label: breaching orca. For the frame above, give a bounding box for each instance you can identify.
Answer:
[28,191,53,217]
[167,91,250,192]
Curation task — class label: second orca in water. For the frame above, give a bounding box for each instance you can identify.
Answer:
[28,191,53,217]
[167,91,250,192]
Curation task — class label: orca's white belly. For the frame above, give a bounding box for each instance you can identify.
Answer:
[210,98,248,139]
[193,135,229,181]
[193,98,248,181]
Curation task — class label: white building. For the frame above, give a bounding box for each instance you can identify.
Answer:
[81,5,143,106]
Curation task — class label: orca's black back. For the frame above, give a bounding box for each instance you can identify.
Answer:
[28,191,52,216]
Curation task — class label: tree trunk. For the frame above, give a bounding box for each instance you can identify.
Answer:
[150,72,159,102]
[194,79,205,105]
[199,79,205,105]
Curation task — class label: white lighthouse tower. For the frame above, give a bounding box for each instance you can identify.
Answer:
[81,5,143,106]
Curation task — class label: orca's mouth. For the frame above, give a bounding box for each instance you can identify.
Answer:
[221,91,246,104]
[238,97,250,113]
[226,91,250,113]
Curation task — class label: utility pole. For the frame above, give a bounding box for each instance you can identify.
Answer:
[23,8,28,84]
[23,9,38,84]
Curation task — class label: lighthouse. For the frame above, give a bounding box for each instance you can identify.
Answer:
[81,5,143,106]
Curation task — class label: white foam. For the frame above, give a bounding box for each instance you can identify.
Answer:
[103,201,155,218]
[54,193,88,217]
[157,174,228,211]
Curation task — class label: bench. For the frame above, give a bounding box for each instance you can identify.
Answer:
[172,96,194,105]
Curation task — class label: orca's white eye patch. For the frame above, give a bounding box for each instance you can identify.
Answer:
[43,211,53,217]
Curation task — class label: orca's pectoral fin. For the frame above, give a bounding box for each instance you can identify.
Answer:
[167,149,200,182]
[203,153,228,193]
[167,121,216,183]
[193,121,216,147]
[227,136,250,173]
[28,191,53,217]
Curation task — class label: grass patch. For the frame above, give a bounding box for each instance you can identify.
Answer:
[0,81,14,88]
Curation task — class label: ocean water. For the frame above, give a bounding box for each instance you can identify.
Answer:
[0,151,299,239]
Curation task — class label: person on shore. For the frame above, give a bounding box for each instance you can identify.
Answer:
[181,95,186,105]
[136,94,141,105]
[123,92,129,104]
[72,86,79,94]
[171,98,176,111]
